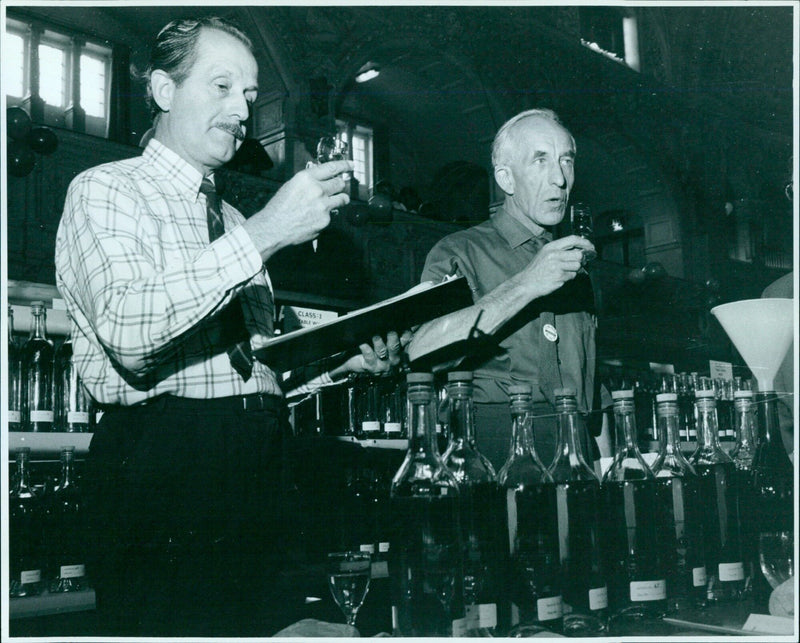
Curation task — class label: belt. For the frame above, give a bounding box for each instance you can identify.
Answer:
[100,392,285,415]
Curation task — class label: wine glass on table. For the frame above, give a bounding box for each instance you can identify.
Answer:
[327,551,372,628]
[570,202,597,263]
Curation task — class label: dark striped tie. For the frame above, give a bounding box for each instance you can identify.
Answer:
[200,178,253,381]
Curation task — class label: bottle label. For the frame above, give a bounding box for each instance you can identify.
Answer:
[465,604,480,630]
[451,616,468,637]
[20,569,42,584]
[68,411,90,424]
[359,543,375,554]
[693,566,708,587]
[8,410,21,423]
[384,422,402,435]
[30,410,54,422]
[391,605,398,631]
[589,586,608,610]
[718,562,744,581]
[630,580,666,601]
[371,560,389,579]
[478,603,497,628]
[378,541,390,553]
[361,421,380,434]
[60,564,86,579]
[537,595,563,620]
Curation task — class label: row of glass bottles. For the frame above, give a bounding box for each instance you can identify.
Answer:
[7,303,94,433]
[9,446,89,597]
[388,369,793,637]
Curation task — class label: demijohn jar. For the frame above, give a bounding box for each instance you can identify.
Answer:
[441,371,507,636]
[498,385,562,636]
[548,388,608,635]
[21,301,54,432]
[389,372,466,637]
[601,390,666,621]
[689,377,746,603]
[651,392,707,611]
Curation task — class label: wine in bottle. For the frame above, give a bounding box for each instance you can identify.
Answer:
[442,371,508,636]
[498,385,562,636]
[9,447,45,597]
[601,390,667,620]
[53,324,93,433]
[47,446,88,592]
[7,305,24,431]
[21,301,54,432]
[548,388,608,635]
[651,392,707,610]
[689,378,746,603]
[389,372,466,637]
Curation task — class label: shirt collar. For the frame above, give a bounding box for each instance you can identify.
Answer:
[143,138,209,201]
[491,205,553,249]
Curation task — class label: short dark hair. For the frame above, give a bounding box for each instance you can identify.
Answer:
[141,16,253,120]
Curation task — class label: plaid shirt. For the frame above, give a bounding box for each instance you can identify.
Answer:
[55,139,282,405]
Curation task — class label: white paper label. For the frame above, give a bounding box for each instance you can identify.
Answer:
[718,561,744,581]
[537,595,563,620]
[30,410,53,422]
[451,616,468,637]
[60,564,85,579]
[378,541,390,553]
[8,410,21,423]
[68,411,90,423]
[478,603,498,628]
[391,605,398,630]
[359,543,375,554]
[384,422,402,435]
[589,586,608,610]
[693,566,707,587]
[20,569,42,583]
[630,579,666,601]
[465,604,480,630]
[362,421,380,434]
[371,561,389,578]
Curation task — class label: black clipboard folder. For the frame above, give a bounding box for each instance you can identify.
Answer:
[253,276,473,372]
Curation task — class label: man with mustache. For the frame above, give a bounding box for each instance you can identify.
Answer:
[55,16,403,636]
[409,109,602,471]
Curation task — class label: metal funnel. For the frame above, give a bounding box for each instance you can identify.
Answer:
[710,298,794,391]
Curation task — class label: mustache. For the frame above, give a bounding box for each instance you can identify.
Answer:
[214,122,246,140]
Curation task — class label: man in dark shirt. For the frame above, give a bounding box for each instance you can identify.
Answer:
[409,108,601,470]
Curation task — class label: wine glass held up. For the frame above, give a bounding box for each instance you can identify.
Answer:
[308,134,350,251]
[570,203,597,263]
[327,551,372,628]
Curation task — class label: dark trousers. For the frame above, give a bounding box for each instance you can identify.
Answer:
[84,394,297,637]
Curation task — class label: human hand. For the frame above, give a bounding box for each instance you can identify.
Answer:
[242,160,354,260]
[331,330,414,378]
[522,235,595,298]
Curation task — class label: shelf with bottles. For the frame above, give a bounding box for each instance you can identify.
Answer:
[9,588,96,620]
[333,436,408,450]
[8,431,93,457]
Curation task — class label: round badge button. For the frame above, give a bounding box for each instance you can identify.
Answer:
[543,323,558,342]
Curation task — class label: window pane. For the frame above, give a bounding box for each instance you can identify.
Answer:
[4,32,25,97]
[39,43,66,107]
[80,54,106,117]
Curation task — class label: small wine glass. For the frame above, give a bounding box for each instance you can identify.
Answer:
[570,202,597,263]
[316,134,351,179]
[327,551,372,628]
[759,531,794,589]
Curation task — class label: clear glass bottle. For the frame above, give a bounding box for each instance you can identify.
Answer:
[47,446,88,592]
[21,301,54,432]
[359,375,381,439]
[389,372,466,637]
[676,373,692,442]
[498,385,562,636]
[751,389,794,602]
[53,325,93,433]
[7,305,24,431]
[601,389,666,620]
[9,447,45,597]
[689,378,746,603]
[730,389,758,598]
[441,371,507,636]
[651,392,707,611]
[381,372,404,439]
[548,388,608,636]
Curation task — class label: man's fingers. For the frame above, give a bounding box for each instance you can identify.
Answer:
[306,159,354,180]
[548,234,594,251]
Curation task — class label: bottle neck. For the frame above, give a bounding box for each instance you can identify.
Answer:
[59,452,76,487]
[30,309,48,340]
[754,391,791,464]
[407,389,439,457]
[508,402,533,458]
[612,401,641,456]
[447,390,474,448]
[656,402,683,455]
[695,395,725,453]
[733,397,757,452]
[13,452,34,494]
[553,398,594,477]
